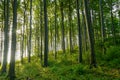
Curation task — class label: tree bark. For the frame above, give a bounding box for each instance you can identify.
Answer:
[68,0,73,53]
[60,2,65,53]
[83,0,97,67]
[54,0,57,59]
[110,0,116,45]
[1,0,10,73]
[20,0,26,64]
[43,0,48,67]
[8,0,17,79]
[40,0,43,61]
[28,0,32,63]
[99,0,106,54]
[76,0,82,63]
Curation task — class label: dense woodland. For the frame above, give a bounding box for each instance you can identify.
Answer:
[0,0,120,80]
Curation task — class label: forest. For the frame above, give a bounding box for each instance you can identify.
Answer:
[0,0,120,80]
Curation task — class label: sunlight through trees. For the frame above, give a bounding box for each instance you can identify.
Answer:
[0,0,120,79]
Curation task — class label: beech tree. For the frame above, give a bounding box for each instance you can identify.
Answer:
[8,0,17,79]
[76,0,82,63]
[1,0,10,73]
[43,0,48,67]
[83,0,97,67]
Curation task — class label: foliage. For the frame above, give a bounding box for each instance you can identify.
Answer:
[104,46,120,68]
[0,50,120,80]
[1,0,120,79]
[15,49,120,79]
[16,61,41,80]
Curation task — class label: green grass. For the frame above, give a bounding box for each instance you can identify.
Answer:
[0,47,120,80]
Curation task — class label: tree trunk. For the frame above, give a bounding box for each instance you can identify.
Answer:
[81,5,88,52]
[28,0,32,63]
[54,0,57,59]
[1,0,10,73]
[76,0,82,63]
[83,0,97,67]
[0,17,4,66]
[60,2,65,53]
[43,0,48,67]
[21,0,26,64]
[110,0,116,45]
[40,0,43,61]
[68,0,73,53]
[99,0,106,54]
[8,0,17,79]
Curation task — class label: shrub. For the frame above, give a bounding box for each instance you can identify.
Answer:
[19,63,41,79]
[105,46,120,61]
[72,64,88,75]
[104,46,120,68]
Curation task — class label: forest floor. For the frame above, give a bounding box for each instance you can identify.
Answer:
[0,47,120,80]
[15,55,120,80]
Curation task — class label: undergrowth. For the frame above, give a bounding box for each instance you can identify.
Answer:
[0,46,120,80]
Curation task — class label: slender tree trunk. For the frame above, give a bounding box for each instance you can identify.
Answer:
[0,29,1,58]
[34,29,36,55]
[25,22,28,57]
[110,0,116,45]
[81,6,88,51]
[50,26,53,52]
[26,18,29,57]
[43,0,48,67]
[99,0,105,40]
[60,2,65,53]
[20,0,26,64]
[83,0,97,67]
[40,0,43,61]
[28,0,32,62]
[8,0,17,79]
[0,18,4,66]
[37,34,40,57]
[119,11,120,35]
[1,0,10,73]
[54,0,57,59]
[99,0,106,54]
[76,0,82,63]
[68,0,73,53]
